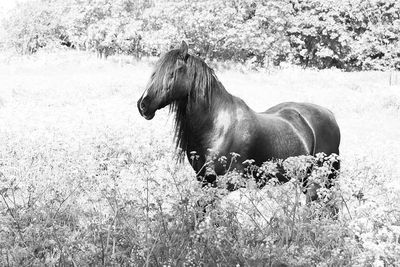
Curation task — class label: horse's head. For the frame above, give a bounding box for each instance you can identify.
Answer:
[137,41,191,120]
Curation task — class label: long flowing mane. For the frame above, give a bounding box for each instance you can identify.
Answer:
[157,50,231,159]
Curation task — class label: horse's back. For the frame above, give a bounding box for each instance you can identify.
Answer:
[263,102,340,156]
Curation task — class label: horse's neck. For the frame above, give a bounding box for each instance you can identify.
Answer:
[176,66,253,155]
[183,89,253,155]
[187,86,235,125]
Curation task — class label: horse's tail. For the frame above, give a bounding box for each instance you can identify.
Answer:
[328,155,340,188]
[305,153,340,202]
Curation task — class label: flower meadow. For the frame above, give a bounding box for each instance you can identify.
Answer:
[0,51,400,266]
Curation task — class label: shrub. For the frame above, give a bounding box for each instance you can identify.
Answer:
[2,142,399,266]
[2,0,399,70]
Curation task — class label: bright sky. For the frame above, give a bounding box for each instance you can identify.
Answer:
[0,0,33,16]
[0,0,17,11]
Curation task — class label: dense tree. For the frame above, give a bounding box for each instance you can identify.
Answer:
[1,0,399,70]
[3,0,64,54]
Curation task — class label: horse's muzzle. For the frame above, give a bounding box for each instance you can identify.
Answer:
[137,97,155,120]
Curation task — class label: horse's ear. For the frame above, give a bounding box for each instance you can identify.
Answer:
[179,41,189,61]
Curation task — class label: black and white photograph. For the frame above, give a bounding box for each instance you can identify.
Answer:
[0,0,399,266]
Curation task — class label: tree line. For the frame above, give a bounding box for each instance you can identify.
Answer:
[1,0,399,70]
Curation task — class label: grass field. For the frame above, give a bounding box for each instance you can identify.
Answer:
[1,50,400,266]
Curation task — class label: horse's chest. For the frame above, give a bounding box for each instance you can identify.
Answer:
[208,109,254,155]
[208,110,232,153]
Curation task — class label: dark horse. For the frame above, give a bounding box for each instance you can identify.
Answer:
[137,41,340,200]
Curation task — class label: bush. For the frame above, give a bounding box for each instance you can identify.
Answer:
[1,143,399,266]
[2,0,399,70]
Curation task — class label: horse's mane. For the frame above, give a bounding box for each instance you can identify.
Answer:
[157,49,230,159]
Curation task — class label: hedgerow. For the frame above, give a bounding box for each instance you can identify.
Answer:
[1,0,399,70]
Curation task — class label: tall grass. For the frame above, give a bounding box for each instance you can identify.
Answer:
[0,50,399,266]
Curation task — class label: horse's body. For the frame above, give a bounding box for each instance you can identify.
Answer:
[137,41,340,196]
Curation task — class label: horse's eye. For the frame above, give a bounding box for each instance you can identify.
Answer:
[169,72,174,79]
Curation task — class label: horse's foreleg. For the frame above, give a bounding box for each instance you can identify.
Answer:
[194,156,219,223]
[204,162,217,187]
[305,182,321,203]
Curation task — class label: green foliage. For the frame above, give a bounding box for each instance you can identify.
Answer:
[2,0,65,54]
[346,0,400,70]
[288,0,352,69]
[1,144,399,265]
[287,0,400,70]
[1,0,400,69]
